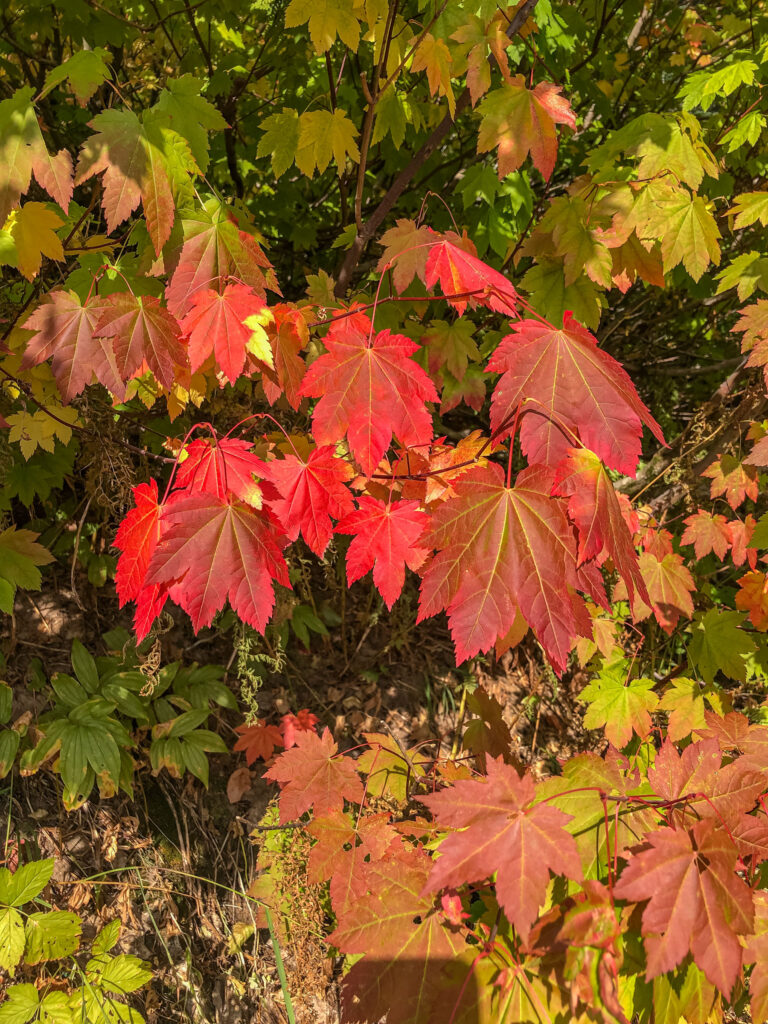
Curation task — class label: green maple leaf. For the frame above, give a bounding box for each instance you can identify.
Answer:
[520,259,605,329]
[678,60,758,112]
[748,511,768,549]
[421,318,480,381]
[722,111,766,152]
[540,196,613,287]
[658,677,707,742]
[295,109,360,176]
[155,76,227,171]
[634,183,720,282]
[687,608,756,683]
[579,659,658,748]
[41,48,111,105]
[732,191,768,230]
[371,87,407,149]
[633,114,717,189]
[285,0,360,54]
[715,251,768,301]
[0,526,55,614]
[257,109,300,178]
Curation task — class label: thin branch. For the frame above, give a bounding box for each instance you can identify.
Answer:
[334,0,540,295]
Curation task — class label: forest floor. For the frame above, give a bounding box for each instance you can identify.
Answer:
[0,564,600,1024]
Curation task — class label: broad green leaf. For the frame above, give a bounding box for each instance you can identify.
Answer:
[679,60,758,111]
[155,75,226,171]
[87,952,152,994]
[0,984,39,1024]
[0,908,25,974]
[658,677,707,742]
[184,729,228,753]
[578,659,658,748]
[92,918,121,957]
[37,991,71,1024]
[70,638,100,693]
[24,910,81,963]
[687,609,756,683]
[3,858,54,906]
[371,87,407,149]
[715,251,768,301]
[0,527,54,609]
[295,109,360,177]
[749,511,768,549]
[257,109,300,178]
[0,730,20,779]
[732,192,768,230]
[166,708,210,737]
[181,739,209,785]
[722,110,766,152]
[41,48,111,105]
[519,260,605,329]
[0,683,12,724]
[635,185,721,281]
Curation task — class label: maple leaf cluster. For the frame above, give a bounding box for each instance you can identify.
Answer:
[255,695,768,1024]
[233,708,319,763]
[103,226,677,676]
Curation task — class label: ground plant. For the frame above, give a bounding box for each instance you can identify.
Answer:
[1,0,768,1021]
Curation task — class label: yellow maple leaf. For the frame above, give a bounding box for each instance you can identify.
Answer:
[0,203,64,280]
[410,33,455,118]
[295,109,360,176]
[243,309,275,368]
[7,406,78,459]
[285,0,360,54]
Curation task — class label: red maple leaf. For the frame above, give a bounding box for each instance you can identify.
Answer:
[279,708,320,749]
[178,282,266,384]
[418,463,591,672]
[299,312,438,476]
[113,479,169,639]
[307,810,396,916]
[259,445,354,556]
[746,434,768,467]
[681,509,732,560]
[335,496,429,608]
[233,720,284,763]
[424,230,518,316]
[328,843,468,1024]
[487,314,665,475]
[259,305,310,409]
[94,292,187,391]
[21,290,122,401]
[264,728,364,822]
[727,515,758,569]
[477,75,576,180]
[648,739,766,834]
[735,570,768,630]
[614,820,754,994]
[421,756,582,940]
[144,493,289,632]
[164,202,279,318]
[553,448,648,608]
[702,455,758,510]
[175,437,264,507]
